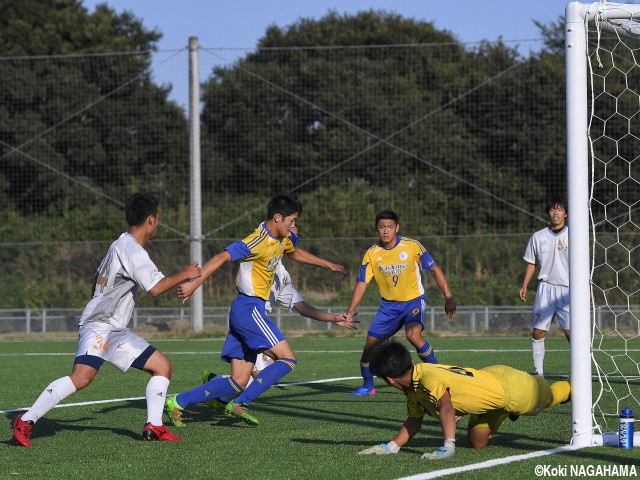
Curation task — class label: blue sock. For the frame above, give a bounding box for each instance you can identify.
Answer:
[176,376,243,408]
[235,358,297,405]
[360,356,375,389]
[417,341,437,363]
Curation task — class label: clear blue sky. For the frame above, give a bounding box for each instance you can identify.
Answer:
[83,0,571,50]
[82,0,575,106]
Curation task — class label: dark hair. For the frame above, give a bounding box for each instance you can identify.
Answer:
[125,192,158,227]
[375,210,399,227]
[546,196,568,215]
[369,338,413,378]
[267,193,302,220]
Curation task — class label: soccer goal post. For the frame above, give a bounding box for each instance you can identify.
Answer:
[566,1,640,448]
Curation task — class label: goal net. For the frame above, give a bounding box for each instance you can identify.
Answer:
[566,1,640,447]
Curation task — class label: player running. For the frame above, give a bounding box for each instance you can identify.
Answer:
[165,194,355,427]
[10,193,201,446]
[199,226,359,413]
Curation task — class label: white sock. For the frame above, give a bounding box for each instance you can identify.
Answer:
[532,337,545,375]
[146,376,170,425]
[22,376,76,424]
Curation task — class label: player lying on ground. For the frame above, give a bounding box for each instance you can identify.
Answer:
[358,338,571,459]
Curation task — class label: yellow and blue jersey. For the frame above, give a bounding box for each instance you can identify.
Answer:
[406,363,507,418]
[357,235,436,302]
[225,223,298,301]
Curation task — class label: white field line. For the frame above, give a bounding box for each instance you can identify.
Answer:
[0,375,362,414]
[1,342,609,478]
[394,445,581,480]
[2,371,585,480]
[0,349,586,357]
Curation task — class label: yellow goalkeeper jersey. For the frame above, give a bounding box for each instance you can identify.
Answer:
[406,363,508,418]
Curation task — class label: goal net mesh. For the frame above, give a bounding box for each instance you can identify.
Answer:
[587,3,640,435]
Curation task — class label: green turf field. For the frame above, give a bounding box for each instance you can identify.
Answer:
[2,336,638,479]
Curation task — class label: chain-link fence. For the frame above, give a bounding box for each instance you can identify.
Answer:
[1,37,567,319]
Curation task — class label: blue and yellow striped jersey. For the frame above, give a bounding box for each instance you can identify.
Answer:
[225,223,298,301]
[356,235,436,302]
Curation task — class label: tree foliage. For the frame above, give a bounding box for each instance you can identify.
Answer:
[0,7,575,308]
[201,11,566,236]
[0,0,189,215]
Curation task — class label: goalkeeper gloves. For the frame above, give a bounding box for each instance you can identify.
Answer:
[357,441,399,455]
[421,439,455,460]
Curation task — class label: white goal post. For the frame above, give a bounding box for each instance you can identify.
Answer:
[566,1,640,448]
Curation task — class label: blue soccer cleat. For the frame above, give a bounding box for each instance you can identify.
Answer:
[350,387,376,396]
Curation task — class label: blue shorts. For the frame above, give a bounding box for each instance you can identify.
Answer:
[221,294,286,363]
[368,295,426,340]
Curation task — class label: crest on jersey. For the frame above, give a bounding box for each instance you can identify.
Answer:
[399,251,408,261]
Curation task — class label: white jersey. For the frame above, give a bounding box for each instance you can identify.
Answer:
[79,232,164,330]
[265,262,304,313]
[523,226,569,287]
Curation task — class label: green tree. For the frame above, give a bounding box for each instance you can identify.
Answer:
[200,11,567,237]
[0,0,189,215]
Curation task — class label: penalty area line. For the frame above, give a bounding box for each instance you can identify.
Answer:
[394,445,581,480]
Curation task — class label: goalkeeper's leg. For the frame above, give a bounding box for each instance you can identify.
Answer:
[548,380,571,408]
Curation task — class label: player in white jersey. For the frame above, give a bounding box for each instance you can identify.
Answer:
[10,193,201,447]
[519,197,570,377]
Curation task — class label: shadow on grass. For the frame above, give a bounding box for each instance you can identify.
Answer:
[92,398,255,428]
[2,413,141,444]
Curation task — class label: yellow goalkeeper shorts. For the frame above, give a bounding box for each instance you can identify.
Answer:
[468,365,553,433]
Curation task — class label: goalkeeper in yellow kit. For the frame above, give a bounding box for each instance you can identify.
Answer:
[358,338,571,459]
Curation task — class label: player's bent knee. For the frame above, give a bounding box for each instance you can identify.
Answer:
[468,427,491,449]
[470,438,489,449]
[71,375,94,390]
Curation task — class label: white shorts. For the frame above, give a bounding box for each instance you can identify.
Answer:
[76,325,152,373]
[530,282,570,331]
[253,353,272,372]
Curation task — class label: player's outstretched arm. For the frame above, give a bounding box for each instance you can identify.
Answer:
[429,265,456,320]
[293,302,359,330]
[347,281,367,315]
[148,261,201,297]
[358,416,423,455]
[177,250,232,302]
[287,247,347,279]
[422,390,456,460]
